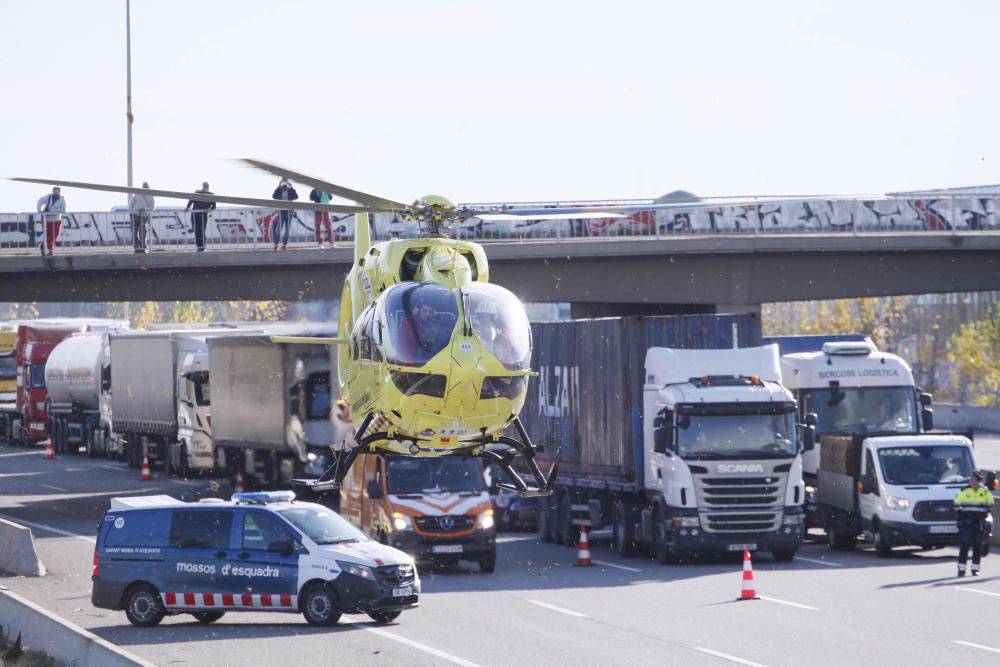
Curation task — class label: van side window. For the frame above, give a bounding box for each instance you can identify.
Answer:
[169,510,233,550]
[242,512,294,550]
[105,510,170,548]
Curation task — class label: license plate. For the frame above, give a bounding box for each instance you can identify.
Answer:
[431,544,463,554]
[726,543,757,552]
[929,525,959,534]
[392,586,412,597]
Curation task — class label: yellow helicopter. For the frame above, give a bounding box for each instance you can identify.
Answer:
[15,161,630,496]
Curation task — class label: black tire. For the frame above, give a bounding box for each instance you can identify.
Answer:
[85,425,96,459]
[556,492,577,546]
[479,553,497,573]
[191,611,225,624]
[772,549,796,562]
[367,610,401,624]
[301,583,341,627]
[537,496,555,543]
[612,501,638,558]
[124,583,165,627]
[652,506,672,564]
[827,527,857,551]
[178,444,191,480]
[873,521,892,559]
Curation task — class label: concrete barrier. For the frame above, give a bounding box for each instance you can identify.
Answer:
[935,404,1000,434]
[0,519,46,577]
[0,587,155,667]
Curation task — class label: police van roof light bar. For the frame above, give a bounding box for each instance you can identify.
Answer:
[231,491,297,505]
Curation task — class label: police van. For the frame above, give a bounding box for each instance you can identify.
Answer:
[92,491,419,627]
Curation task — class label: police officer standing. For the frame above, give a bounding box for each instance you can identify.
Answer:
[954,470,995,576]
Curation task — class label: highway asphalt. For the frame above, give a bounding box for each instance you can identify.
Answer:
[4,442,1000,667]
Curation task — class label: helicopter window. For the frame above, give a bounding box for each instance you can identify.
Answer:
[383,283,459,367]
[371,311,384,362]
[464,283,531,371]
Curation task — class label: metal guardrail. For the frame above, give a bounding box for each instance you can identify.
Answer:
[1,195,999,254]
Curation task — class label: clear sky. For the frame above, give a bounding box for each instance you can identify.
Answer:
[2,1,999,212]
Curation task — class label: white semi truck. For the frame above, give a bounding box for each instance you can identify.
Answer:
[532,324,807,563]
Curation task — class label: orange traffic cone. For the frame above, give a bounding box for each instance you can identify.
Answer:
[233,470,245,494]
[737,550,759,600]
[140,452,152,481]
[43,439,55,460]
[574,525,593,567]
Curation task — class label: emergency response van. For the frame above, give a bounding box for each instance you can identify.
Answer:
[92,491,419,627]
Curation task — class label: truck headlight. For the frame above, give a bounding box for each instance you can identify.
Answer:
[336,561,373,580]
[478,510,495,530]
[783,513,804,525]
[393,512,413,531]
[885,494,910,511]
[672,516,699,528]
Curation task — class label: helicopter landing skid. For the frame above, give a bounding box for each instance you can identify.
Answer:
[479,417,558,498]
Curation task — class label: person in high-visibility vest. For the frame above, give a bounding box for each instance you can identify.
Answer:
[954,470,994,577]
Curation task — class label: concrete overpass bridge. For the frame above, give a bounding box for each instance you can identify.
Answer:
[0,231,997,314]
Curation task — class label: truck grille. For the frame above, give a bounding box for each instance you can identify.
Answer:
[694,475,784,533]
[375,563,416,587]
[414,515,475,533]
[913,500,957,522]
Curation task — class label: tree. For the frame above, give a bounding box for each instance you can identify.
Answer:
[947,306,1000,406]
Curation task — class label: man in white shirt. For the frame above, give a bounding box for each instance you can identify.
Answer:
[36,186,66,256]
[128,182,156,254]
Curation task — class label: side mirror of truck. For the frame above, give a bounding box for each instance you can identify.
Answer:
[920,392,933,407]
[801,424,816,452]
[653,426,673,454]
[921,407,934,432]
[366,478,384,500]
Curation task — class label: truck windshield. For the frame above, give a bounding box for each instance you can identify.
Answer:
[306,372,331,420]
[677,412,797,459]
[877,445,975,485]
[278,505,371,545]
[29,364,46,389]
[387,456,487,494]
[801,386,917,435]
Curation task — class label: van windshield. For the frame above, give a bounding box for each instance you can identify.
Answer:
[387,456,486,494]
[278,505,371,545]
[801,386,917,435]
[877,445,975,485]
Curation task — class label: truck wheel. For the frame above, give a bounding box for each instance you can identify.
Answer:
[613,501,638,558]
[124,584,165,627]
[652,506,672,564]
[873,522,892,559]
[827,527,857,551]
[772,549,796,562]
[557,492,577,546]
[85,425,96,459]
[537,497,555,543]
[301,583,341,626]
[178,444,191,480]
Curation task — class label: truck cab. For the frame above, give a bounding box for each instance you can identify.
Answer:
[175,350,213,476]
[643,345,806,561]
[819,434,991,555]
[340,453,497,573]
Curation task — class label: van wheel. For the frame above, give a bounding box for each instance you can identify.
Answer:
[301,583,341,626]
[191,612,225,624]
[772,549,796,562]
[124,584,165,627]
[827,527,857,551]
[873,521,892,558]
[479,553,497,573]
[367,610,401,624]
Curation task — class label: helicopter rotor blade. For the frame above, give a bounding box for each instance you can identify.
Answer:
[10,177,368,214]
[240,159,411,211]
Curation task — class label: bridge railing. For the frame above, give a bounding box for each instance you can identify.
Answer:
[1,195,998,253]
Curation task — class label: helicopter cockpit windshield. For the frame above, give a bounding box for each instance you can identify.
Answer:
[384,283,459,367]
[465,283,531,370]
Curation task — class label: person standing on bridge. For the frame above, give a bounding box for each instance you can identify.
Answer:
[271,179,298,251]
[128,182,155,254]
[954,470,994,576]
[36,186,66,256]
[185,182,216,252]
[309,187,334,248]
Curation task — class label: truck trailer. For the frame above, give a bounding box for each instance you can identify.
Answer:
[523,314,805,561]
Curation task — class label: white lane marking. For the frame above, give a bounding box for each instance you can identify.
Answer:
[39,484,68,492]
[0,451,42,458]
[758,596,818,611]
[954,640,1000,655]
[956,587,1000,598]
[99,465,129,472]
[527,600,589,618]
[0,514,95,543]
[353,623,483,667]
[693,647,767,666]
[592,559,644,573]
[792,556,844,568]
